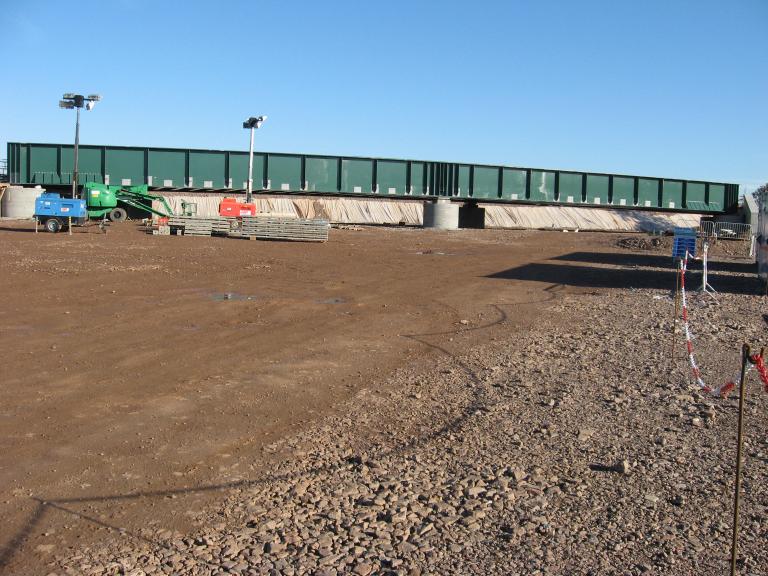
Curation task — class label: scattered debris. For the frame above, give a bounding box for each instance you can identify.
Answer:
[616,236,664,250]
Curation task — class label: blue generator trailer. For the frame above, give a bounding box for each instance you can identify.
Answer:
[34,193,87,233]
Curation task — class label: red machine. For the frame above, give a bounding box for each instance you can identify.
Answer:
[219,198,257,218]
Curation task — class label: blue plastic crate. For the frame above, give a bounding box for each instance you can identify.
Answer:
[672,227,697,259]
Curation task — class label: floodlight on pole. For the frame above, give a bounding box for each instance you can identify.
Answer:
[60,93,102,199]
[243,115,267,203]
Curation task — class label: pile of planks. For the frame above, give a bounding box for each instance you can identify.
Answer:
[241,215,329,242]
[168,217,232,237]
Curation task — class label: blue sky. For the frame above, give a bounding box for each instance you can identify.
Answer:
[2,0,765,191]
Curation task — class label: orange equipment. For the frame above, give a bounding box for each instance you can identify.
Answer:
[219,198,257,218]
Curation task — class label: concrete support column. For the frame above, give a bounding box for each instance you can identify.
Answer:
[423,199,459,229]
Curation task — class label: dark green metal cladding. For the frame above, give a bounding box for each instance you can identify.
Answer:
[340,159,373,194]
[189,151,226,188]
[61,146,102,184]
[456,165,470,197]
[612,177,635,207]
[105,148,144,186]
[376,160,407,195]
[662,180,683,209]
[267,155,302,191]
[586,175,609,205]
[637,178,660,208]
[530,170,556,202]
[148,150,185,187]
[305,157,338,193]
[685,182,707,210]
[707,184,726,211]
[29,144,58,184]
[229,152,265,190]
[6,142,739,214]
[472,166,500,199]
[558,172,583,203]
[501,169,527,201]
[410,162,427,195]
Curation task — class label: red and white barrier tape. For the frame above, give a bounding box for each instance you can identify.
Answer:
[680,253,710,390]
[750,353,768,393]
[679,253,740,397]
[719,366,751,398]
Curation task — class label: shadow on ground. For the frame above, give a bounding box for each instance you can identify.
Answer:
[553,251,757,275]
[489,251,762,295]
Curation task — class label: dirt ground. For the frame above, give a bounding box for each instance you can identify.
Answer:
[0,220,760,575]
[0,221,578,574]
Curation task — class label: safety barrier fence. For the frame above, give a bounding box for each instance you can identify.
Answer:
[678,252,767,397]
[698,221,753,240]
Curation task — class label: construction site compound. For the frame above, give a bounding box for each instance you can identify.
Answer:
[0,164,766,576]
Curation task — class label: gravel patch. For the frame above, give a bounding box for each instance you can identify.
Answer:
[51,278,768,575]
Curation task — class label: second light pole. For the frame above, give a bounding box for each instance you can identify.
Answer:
[59,93,102,199]
[243,115,267,203]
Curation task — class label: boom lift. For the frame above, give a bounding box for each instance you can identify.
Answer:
[84,182,174,221]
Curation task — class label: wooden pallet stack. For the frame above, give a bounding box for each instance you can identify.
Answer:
[168,217,232,237]
[240,216,329,242]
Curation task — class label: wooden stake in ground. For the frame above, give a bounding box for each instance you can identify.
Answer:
[730,343,750,576]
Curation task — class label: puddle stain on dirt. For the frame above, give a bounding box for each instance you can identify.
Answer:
[318,297,346,305]
[210,292,259,302]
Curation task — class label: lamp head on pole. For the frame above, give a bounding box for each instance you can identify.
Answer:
[243,115,267,129]
[60,93,102,110]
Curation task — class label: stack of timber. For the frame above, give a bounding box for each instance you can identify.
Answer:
[241,215,329,242]
[168,216,232,237]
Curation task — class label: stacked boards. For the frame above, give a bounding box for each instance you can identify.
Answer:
[241,215,329,242]
[168,216,232,237]
[165,215,329,242]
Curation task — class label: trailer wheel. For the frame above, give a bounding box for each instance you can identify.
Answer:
[45,218,62,233]
[109,208,127,222]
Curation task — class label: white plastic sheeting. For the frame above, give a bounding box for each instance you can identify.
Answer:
[482,203,701,232]
[153,193,701,232]
[155,194,423,225]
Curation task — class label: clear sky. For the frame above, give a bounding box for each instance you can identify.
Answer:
[2,0,765,191]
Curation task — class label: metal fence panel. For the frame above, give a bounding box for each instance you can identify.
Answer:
[713,222,753,240]
[698,221,715,238]
[698,221,753,240]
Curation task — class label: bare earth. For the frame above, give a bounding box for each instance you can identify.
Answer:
[0,221,765,575]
